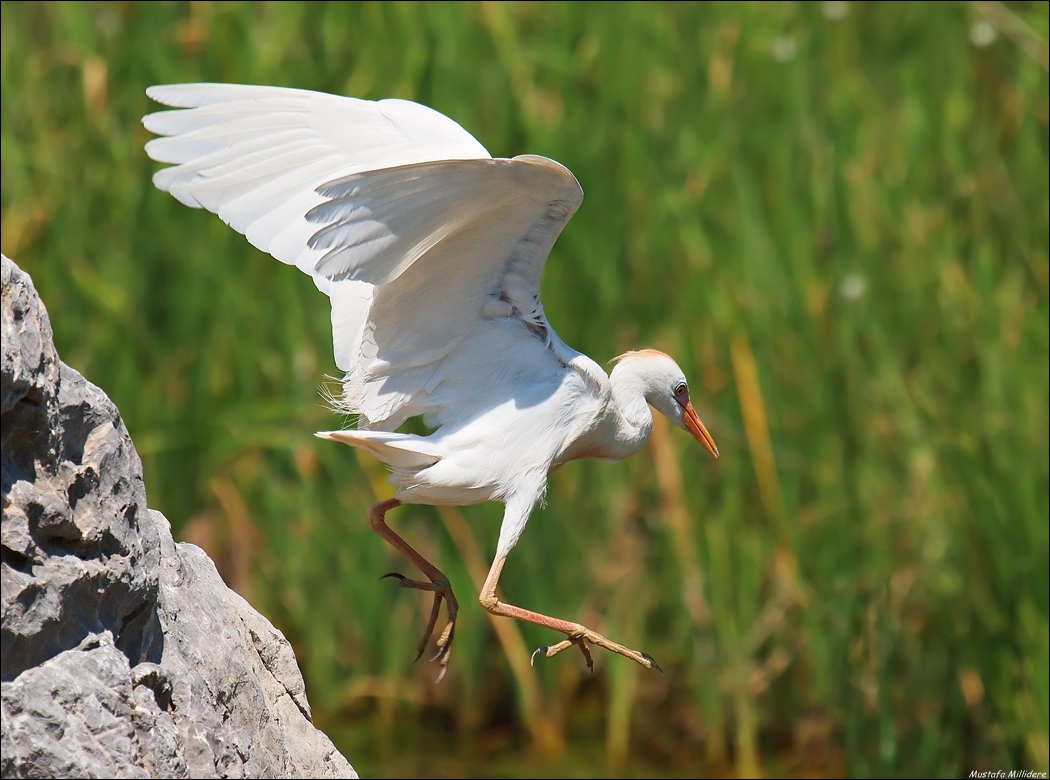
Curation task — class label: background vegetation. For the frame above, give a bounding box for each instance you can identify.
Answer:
[2,2,1047,777]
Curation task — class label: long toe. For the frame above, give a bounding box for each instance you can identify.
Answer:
[382,572,458,680]
[413,591,444,663]
[431,620,456,683]
[531,627,658,674]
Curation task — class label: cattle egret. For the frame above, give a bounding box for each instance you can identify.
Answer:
[143,84,719,681]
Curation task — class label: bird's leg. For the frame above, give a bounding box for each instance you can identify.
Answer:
[477,553,661,674]
[367,498,458,682]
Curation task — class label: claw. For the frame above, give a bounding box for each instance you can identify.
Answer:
[530,646,549,667]
[640,651,663,675]
[381,571,457,680]
[430,638,451,665]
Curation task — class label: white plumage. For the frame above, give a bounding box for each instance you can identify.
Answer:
[144,83,718,680]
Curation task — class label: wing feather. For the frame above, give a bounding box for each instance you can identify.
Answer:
[145,83,490,289]
[144,83,592,432]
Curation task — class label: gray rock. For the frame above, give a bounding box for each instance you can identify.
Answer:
[1,255,356,779]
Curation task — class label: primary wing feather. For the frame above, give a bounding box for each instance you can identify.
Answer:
[145,83,490,287]
[144,83,589,432]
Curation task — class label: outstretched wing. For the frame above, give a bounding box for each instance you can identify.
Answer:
[144,83,490,289]
[144,83,598,431]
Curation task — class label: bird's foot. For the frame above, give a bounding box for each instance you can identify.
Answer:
[529,626,662,675]
[380,572,458,682]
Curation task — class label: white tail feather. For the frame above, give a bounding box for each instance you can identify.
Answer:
[315,430,441,469]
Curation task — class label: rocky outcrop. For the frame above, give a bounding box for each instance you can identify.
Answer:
[1,254,356,779]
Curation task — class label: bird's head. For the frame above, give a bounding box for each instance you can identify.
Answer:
[612,349,719,459]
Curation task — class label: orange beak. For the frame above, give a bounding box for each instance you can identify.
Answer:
[682,402,719,459]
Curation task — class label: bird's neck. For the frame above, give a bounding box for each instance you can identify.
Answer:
[604,363,655,459]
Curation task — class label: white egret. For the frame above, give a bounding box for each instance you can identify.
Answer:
[143,84,719,681]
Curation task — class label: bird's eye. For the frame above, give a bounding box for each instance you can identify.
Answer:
[674,382,688,398]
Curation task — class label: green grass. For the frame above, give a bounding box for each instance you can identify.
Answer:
[2,2,1047,777]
